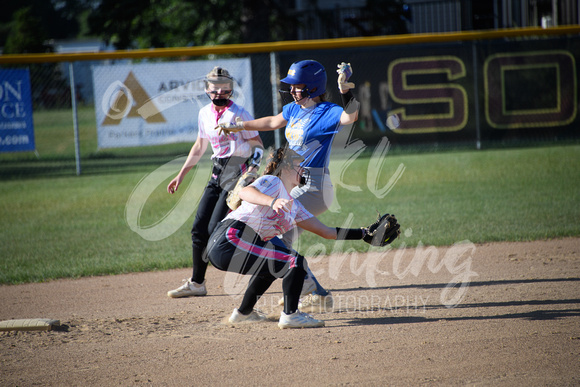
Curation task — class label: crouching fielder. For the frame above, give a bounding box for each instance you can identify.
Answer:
[206,147,400,329]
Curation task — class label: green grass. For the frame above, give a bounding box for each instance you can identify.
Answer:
[0,159,206,284]
[1,144,579,285]
[308,145,580,250]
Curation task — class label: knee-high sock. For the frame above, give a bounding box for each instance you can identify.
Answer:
[283,267,306,315]
[191,245,208,284]
[238,275,276,315]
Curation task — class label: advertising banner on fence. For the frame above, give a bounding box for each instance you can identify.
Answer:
[280,36,579,146]
[0,69,35,153]
[92,58,253,149]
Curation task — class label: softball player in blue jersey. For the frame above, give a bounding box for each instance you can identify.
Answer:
[217,59,360,311]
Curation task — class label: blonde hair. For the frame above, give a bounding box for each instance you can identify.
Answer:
[205,66,233,89]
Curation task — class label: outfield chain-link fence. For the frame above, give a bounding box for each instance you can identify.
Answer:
[1,26,579,176]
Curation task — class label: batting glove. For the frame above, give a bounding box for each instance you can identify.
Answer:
[337,62,355,92]
[216,117,245,136]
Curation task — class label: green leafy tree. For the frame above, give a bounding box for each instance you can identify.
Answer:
[87,0,299,49]
[2,5,76,109]
[1,0,87,51]
[88,0,245,49]
[3,7,51,54]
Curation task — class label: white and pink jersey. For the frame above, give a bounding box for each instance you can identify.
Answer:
[225,175,313,241]
[198,101,258,159]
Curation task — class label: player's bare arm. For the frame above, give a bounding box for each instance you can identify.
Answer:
[247,135,264,173]
[337,62,360,125]
[239,186,292,213]
[167,137,208,194]
[340,104,359,125]
[299,212,401,247]
[216,113,286,136]
[297,216,338,240]
[243,113,287,132]
[339,80,359,125]
[247,135,264,149]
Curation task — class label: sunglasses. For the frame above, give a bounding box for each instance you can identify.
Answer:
[207,90,232,95]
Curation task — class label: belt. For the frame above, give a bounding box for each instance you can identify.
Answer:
[213,157,231,167]
[213,156,248,167]
[305,166,330,175]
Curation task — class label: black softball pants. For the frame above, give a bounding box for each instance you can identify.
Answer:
[206,219,306,315]
[190,157,247,284]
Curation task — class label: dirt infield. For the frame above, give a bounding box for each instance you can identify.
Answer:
[1,238,579,386]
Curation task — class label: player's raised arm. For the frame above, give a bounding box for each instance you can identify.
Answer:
[337,62,360,125]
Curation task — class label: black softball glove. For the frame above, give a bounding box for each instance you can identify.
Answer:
[363,213,401,246]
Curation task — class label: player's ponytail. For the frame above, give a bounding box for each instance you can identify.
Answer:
[263,145,303,177]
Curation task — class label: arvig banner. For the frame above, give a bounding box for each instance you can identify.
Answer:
[0,69,35,153]
[92,58,253,149]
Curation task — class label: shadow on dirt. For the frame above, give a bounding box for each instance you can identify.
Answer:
[337,277,580,292]
[328,277,580,326]
[341,307,580,326]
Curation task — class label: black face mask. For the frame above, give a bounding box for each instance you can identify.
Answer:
[299,168,310,187]
[207,89,232,107]
[279,87,310,105]
[212,98,229,107]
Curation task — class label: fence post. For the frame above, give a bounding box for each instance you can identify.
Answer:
[471,41,482,150]
[68,62,81,175]
[270,52,281,148]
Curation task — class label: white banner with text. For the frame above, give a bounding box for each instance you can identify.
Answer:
[92,58,253,148]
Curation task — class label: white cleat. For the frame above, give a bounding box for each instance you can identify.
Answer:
[299,292,334,313]
[278,310,325,329]
[167,279,207,298]
[228,309,267,324]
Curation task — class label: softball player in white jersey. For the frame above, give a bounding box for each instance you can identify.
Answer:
[206,147,370,329]
[167,66,264,298]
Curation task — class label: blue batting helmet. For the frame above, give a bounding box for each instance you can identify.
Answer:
[280,60,327,98]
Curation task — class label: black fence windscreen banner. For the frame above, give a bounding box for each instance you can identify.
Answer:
[278,36,579,147]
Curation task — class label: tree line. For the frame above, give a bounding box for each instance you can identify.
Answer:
[1,0,410,54]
